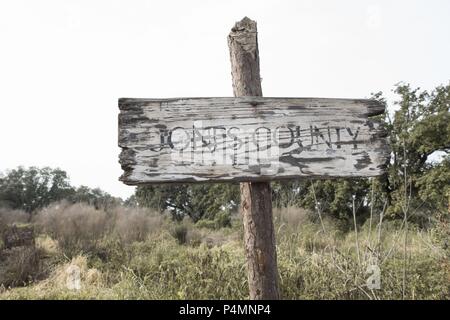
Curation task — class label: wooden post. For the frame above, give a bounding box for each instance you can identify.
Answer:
[228,17,280,300]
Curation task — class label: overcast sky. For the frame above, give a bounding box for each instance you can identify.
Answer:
[0,0,449,199]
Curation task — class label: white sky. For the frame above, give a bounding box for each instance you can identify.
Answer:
[0,0,449,199]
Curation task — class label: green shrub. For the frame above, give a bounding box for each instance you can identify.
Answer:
[195,219,216,230]
[196,211,232,230]
[214,211,232,229]
[171,224,188,245]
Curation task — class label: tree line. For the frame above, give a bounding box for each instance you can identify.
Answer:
[0,167,121,217]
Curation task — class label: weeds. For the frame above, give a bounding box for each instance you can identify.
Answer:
[0,203,448,300]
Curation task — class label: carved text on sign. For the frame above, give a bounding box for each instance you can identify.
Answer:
[118,97,389,184]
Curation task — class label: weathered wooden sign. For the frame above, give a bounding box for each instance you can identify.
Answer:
[118,97,389,184]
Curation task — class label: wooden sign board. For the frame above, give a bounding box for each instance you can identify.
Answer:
[118,97,389,184]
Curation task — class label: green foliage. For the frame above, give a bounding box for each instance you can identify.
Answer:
[170,224,188,245]
[301,179,371,221]
[271,180,307,207]
[0,167,73,214]
[415,157,450,213]
[276,83,450,222]
[135,183,239,221]
[214,211,232,228]
[68,185,121,210]
[382,83,450,218]
[195,219,216,230]
[196,211,232,230]
[0,167,121,215]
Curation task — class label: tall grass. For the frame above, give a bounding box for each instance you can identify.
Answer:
[32,201,166,256]
[0,208,28,227]
[0,203,448,299]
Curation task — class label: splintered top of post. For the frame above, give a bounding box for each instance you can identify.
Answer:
[231,17,257,33]
[228,17,262,97]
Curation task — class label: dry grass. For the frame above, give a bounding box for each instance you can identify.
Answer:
[0,208,29,226]
[0,204,448,300]
[38,255,103,290]
[0,246,44,288]
[32,202,166,256]
[112,206,164,243]
[34,202,108,256]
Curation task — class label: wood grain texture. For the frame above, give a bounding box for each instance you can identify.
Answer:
[228,16,262,97]
[229,17,279,300]
[118,97,389,184]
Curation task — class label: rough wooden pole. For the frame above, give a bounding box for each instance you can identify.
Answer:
[228,17,280,300]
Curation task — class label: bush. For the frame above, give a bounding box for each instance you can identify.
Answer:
[34,202,108,257]
[113,206,163,244]
[171,224,188,245]
[0,167,73,213]
[214,211,232,229]
[195,219,216,230]
[0,246,43,288]
[1,225,35,249]
[34,202,166,252]
[186,228,203,247]
[195,211,232,230]
[0,208,29,226]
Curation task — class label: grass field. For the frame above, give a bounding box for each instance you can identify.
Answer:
[0,203,449,299]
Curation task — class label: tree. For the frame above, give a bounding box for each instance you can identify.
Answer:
[415,156,450,214]
[0,167,73,214]
[68,185,121,210]
[272,83,449,224]
[135,183,239,221]
[382,83,450,219]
